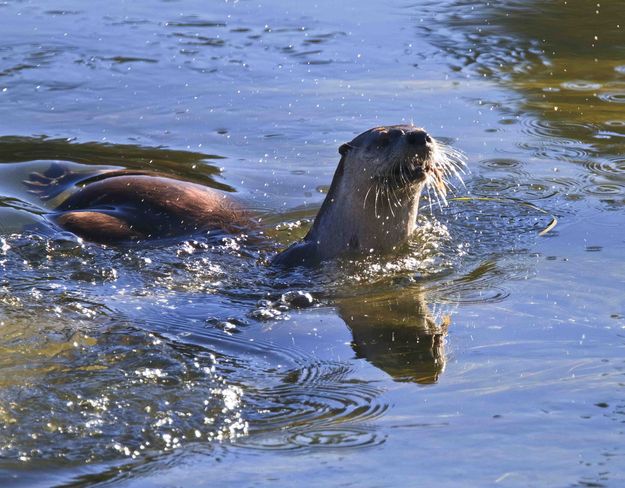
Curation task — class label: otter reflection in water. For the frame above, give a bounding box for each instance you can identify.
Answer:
[25,125,464,266]
[337,289,448,384]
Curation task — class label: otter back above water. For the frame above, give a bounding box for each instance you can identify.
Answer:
[26,164,251,243]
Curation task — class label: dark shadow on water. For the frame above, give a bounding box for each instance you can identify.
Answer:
[0,136,231,190]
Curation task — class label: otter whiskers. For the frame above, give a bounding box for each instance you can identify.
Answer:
[425,143,467,210]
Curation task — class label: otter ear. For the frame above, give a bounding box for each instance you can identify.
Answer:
[338,143,352,156]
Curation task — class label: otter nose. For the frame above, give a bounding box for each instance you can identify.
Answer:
[405,130,432,146]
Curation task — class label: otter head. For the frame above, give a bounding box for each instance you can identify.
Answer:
[339,125,436,180]
[272,125,464,267]
[337,125,437,193]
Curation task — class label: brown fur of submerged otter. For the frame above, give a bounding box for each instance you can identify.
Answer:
[26,167,250,243]
[55,175,249,242]
[28,125,463,265]
[272,125,464,267]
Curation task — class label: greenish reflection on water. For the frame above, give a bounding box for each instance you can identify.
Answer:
[431,0,625,206]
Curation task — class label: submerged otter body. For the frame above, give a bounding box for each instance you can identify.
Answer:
[31,125,462,263]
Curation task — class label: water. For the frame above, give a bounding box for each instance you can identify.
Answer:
[1,0,624,486]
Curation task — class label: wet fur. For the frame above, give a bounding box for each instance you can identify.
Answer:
[27,166,249,243]
[273,125,464,266]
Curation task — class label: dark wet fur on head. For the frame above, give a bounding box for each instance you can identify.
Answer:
[337,125,466,219]
[347,125,465,204]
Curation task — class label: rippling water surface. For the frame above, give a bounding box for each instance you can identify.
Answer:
[1,0,624,486]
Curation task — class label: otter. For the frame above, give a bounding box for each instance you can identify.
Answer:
[272,125,463,266]
[26,125,463,265]
[25,167,250,243]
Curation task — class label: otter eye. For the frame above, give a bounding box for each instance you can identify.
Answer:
[338,143,351,156]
